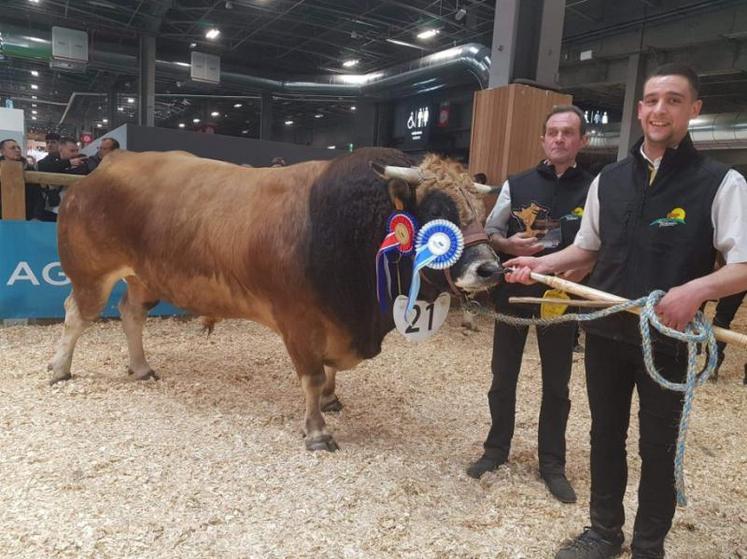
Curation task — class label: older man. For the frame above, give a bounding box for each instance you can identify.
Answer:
[467,105,592,505]
[0,138,49,220]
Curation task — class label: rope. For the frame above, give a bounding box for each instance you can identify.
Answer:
[464,290,718,506]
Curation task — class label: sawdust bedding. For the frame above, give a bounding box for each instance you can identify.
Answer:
[1,305,745,558]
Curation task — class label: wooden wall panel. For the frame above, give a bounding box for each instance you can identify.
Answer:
[469,84,572,192]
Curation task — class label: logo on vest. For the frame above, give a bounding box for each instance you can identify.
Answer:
[562,206,584,221]
[650,207,686,227]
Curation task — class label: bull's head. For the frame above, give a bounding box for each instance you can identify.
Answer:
[374,155,502,295]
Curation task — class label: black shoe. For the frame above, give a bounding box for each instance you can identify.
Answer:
[555,527,622,559]
[542,473,577,504]
[631,552,664,559]
[466,455,505,479]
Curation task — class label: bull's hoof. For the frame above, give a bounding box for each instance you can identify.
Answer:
[321,396,343,413]
[305,434,340,452]
[49,373,72,386]
[128,368,160,381]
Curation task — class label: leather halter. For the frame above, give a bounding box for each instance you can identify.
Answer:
[443,220,489,294]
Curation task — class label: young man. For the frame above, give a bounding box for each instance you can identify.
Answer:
[505,64,747,558]
[37,136,89,216]
[467,105,593,504]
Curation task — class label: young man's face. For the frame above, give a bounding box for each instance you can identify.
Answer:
[46,139,59,154]
[1,141,22,161]
[59,141,80,160]
[637,74,702,150]
[540,111,588,167]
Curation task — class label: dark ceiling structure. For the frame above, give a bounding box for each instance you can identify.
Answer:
[1,0,746,139]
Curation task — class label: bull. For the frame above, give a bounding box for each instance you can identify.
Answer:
[48,147,501,451]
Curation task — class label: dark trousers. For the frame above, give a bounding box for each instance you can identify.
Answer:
[585,334,686,555]
[484,318,576,475]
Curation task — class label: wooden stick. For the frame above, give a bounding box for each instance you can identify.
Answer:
[528,272,747,347]
[24,171,84,187]
[509,297,617,308]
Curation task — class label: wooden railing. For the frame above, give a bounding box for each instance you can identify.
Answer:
[0,159,83,220]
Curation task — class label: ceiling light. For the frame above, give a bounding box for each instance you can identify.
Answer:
[205,28,220,40]
[31,110,37,114]
[210,111,220,117]
[127,97,135,103]
[30,84,39,90]
[96,123,103,128]
[416,29,440,40]
[178,123,186,128]
[31,70,39,77]
[233,103,242,108]
[117,106,124,111]
[31,116,37,120]
[193,118,200,123]
[342,59,359,68]
[31,95,37,100]
[29,0,40,4]
[102,118,108,123]
[350,106,357,111]
[385,38,424,50]
[327,145,336,150]
[31,104,37,108]
[189,42,197,48]
[241,129,248,134]
[314,113,324,119]
[284,120,293,125]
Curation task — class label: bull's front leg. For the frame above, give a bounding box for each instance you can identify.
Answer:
[301,369,340,452]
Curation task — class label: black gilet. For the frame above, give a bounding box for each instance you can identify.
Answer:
[583,134,729,350]
[494,161,592,312]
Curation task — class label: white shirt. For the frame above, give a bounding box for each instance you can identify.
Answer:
[574,165,747,265]
[484,179,512,238]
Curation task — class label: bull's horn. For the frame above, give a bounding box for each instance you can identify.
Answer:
[382,165,425,184]
[473,182,501,195]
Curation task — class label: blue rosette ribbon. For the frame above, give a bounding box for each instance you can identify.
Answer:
[376,212,418,310]
[405,219,464,320]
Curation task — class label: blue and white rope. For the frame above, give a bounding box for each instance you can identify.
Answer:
[486,290,717,506]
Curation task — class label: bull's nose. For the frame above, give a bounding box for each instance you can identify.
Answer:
[476,261,502,279]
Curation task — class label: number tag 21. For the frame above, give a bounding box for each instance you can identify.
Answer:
[392,293,451,342]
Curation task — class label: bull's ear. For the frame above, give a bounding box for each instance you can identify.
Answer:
[369,162,413,210]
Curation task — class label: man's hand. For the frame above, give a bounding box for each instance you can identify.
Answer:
[654,283,707,331]
[69,157,86,168]
[502,256,554,285]
[497,231,544,257]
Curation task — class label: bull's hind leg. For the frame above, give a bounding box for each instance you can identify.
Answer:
[320,366,343,412]
[118,277,159,381]
[48,279,117,384]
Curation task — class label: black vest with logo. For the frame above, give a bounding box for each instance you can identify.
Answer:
[494,161,592,312]
[584,134,729,350]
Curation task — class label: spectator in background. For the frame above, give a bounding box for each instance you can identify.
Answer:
[26,154,37,168]
[0,138,52,220]
[271,156,287,167]
[86,137,120,172]
[37,136,90,217]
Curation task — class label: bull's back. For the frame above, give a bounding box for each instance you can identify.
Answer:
[58,151,326,322]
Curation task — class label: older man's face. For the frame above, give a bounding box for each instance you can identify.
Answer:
[99,139,117,158]
[1,141,23,161]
